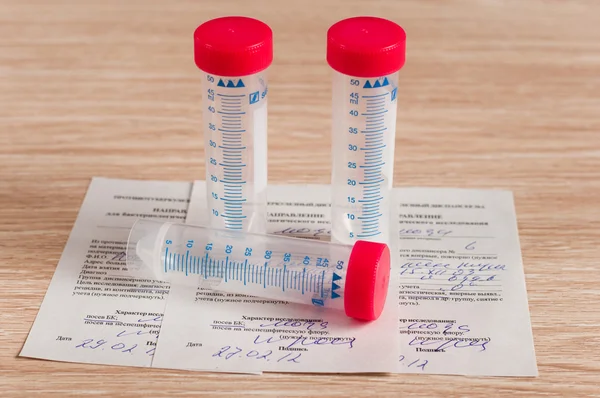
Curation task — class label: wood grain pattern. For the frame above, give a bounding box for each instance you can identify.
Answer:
[1,0,599,396]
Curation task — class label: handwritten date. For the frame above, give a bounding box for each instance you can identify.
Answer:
[213,346,301,364]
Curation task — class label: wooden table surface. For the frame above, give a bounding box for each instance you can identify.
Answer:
[1,0,599,396]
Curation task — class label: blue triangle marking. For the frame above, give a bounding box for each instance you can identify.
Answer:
[226,80,235,88]
[331,291,340,299]
[332,282,340,291]
[217,79,225,87]
[332,273,342,281]
[382,77,389,87]
[235,79,245,88]
[373,79,382,88]
[363,80,372,89]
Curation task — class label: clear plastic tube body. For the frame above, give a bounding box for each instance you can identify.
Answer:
[330,71,399,245]
[127,219,351,311]
[201,71,268,234]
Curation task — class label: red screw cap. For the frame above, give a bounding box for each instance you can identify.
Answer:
[194,16,273,77]
[327,16,406,78]
[344,240,391,321]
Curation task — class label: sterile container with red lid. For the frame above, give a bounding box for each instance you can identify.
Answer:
[327,17,407,246]
[127,219,391,321]
[194,16,273,234]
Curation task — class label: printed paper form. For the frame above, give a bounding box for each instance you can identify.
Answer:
[19,178,536,376]
[152,184,402,374]
[154,183,537,376]
[394,187,537,376]
[19,177,193,367]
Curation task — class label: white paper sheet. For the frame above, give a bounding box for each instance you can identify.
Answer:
[152,183,401,373]
[21,177,537,376]
[393,187,537,376]
[153,182,537,376]
[19,177,192,367]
